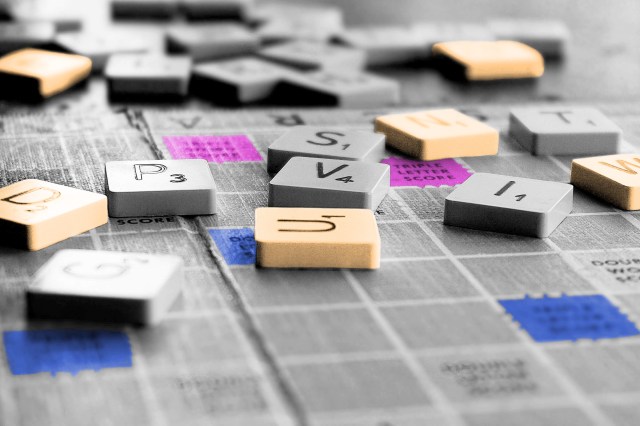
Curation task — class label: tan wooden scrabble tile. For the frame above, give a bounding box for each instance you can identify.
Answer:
[571,154,640,210]
[374,108,499,161]
[0,48,91,98]
[254,207,380,269]
[0,179,107,251]
[432,40,544,80]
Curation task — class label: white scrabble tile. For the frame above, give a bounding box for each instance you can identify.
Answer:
[488,19,570,58]
[509,107,622,156]
[105,53,192,97]
[269,157,390,210]
[267,126,386,174]
[275,69,400,108]
[55,31,150,73]
[166,23,259,62]
[253,3,343,43]
[191,57,289,103]
[28,249,183,325]
[336,26,426,67]
[259,40,365,71]
[413,22,494,50]
[105,159,217,217]
[0,22,55,54]
[444,172,573,238]
[111,0,179,18]
[181,0,253,20]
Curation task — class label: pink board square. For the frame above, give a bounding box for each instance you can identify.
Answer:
[380,157,472,188]
[162,134,263,163]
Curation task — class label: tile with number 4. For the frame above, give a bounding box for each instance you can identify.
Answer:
[444,173,573,238]
[571,154,640,210]
[269,157,390,210]
[28,249,183,325]
[267,126,386,174]
[0,179,107,251]
[255,207,380,269]
[105,159,217,217]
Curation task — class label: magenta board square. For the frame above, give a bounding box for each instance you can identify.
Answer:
[162,134,263,163]
[380,157,473,188]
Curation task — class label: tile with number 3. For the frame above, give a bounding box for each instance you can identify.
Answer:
[105,159,217,217]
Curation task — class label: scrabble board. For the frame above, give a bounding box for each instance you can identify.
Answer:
[3,0,640,425]
[3,102,640,426]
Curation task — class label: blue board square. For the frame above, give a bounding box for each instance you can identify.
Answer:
[208,228,256,265]
[500,295,640,342]
[3,329,132,376]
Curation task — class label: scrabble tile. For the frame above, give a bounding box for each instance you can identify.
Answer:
[259,40,365,71]
[488,19,570,58]
[432,40,544,81]
[27,249,183,325]
[166,24,259,62]
[267,126,386,174]
[252,2,342,27]
[336,26,426,67]
[269,157,390,210]
[0,179,107,251]
[191,57,289,104]
[0,48,92,100]
[0,4,10,20]
[0,22,55,54]
[253,3,343,43]
[375,109,499,161]
[444,173,573,238]
[112,0,179,18]
[55,32,150,73]
[254,207,380,269]
[38,19,83,33]
[274,70,400,108]
[105,54,192,97]
[413,22,494,50]
[509,108,622,156]
[105,159,217,217]
[181,0,253,20]
[570,154,640,210]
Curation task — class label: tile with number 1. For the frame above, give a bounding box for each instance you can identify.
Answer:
[444,173,573,238]
[267,126,386,174]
